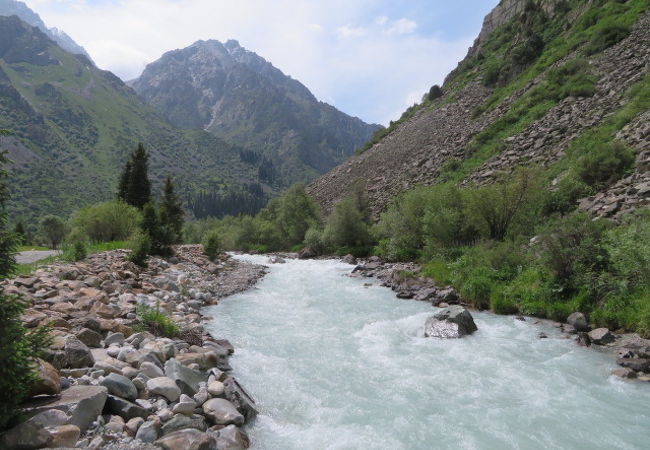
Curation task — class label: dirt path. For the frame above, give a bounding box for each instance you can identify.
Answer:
[15,250,60,264]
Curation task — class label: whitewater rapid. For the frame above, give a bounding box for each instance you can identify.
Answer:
[203,255,650,450]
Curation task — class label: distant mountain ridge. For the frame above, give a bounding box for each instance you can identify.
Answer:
[132,39,381,186]
[0,0,91,61]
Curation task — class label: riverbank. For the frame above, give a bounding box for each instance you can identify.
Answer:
[348,255,650,382]
[0,245,267,450]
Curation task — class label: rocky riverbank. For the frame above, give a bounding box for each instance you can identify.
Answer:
[349,256,650,382]
[0,245,267,450]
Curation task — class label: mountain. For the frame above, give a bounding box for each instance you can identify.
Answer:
[0,15,262,221]
[308,0,650,220]
[0,0,91,60]
[131,39,381,185]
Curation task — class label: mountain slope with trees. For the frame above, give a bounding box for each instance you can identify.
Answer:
[131,39,382,186]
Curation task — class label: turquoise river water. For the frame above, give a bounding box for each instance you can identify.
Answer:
[204,255,650,450]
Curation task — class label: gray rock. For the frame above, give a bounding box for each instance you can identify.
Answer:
[202,398,244,426]
[27,409,70,428]
[164,358,206,395]
[141,361,164,378]
[588,328,616,345]
[104,395,150,420]
[207,381,225,397]
[147,377,181,402]
[424,305,478,338]
[135,419,161,443]
[342,254,357,265]
[172,394,197,415]
[75,328,102,348]
[25,385,107,432]
[100,373,137,401]
[216,425,250,450]
[155,429,215,450]
[104,332,125,347]
[617,358,650,373]
[567,312,590,332]
[64,335,95,368]
[160,414,207,435]
[0,420,52,450]
[223,376,259,421]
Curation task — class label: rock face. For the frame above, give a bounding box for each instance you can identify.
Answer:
[424,306,478,339]
[132,39,380,187]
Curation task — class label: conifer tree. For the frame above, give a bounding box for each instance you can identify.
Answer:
[125,143,151,209]
[117,160,132,202]
[0,129,15,276]
[160,176,184,243]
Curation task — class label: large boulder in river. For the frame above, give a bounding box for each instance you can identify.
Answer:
[567,312,590,332]
[424,305,478,338]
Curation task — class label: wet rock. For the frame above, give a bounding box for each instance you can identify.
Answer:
[588,328,616,345]
[135,419,161,443]
[48,424,80,448]
[25,385,107,432]
[64,335,95,368]
[223,377,259,421]
[28,358,61,397]
[100,373,137,401]
[104,395,150,420]
[576,332,591,347]
[160,413,207,435]
[298,247,316,259]
[155,429,215,450]
[612,368,637,379]
[216,424,250,450]
[567,312,590,332]
[617,358,650,373]
[147,377,181,402]
[202,398,245,426]
[424,305,478,338]
[75,328,102,348]
[0,419,52,450]
[342,254,357,265]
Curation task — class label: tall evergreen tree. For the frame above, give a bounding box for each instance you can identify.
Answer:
[117,160,132,202]
[160,176,184,243]
[0,130,15,276]
[125,143,151,209]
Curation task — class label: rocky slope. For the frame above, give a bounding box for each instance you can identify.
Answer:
[0,0,91,60]
[308,1,650,218]
[0,16,263,221]
[0,246,266,449]
[132,39,381,186]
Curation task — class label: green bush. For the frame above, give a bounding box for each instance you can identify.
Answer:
[427,85,443,101]
[71,201,141,243]
[460,273,494,309]
[0,295,52,430]
[203,230,221,260]
[322,197,372,254]
[304,226,325,255]
[128,231,150,267]
[575,141,635,188]
[604,211,650,290]
[584,24,630,55]
[39,215,66,249]
[491,292,519,315]
[135,304,179,338]
[542,175,592,216]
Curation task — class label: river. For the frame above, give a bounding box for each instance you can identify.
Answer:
[203,255,650,450]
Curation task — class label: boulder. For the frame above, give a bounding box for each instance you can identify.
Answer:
[135,419,161,443]
[342,254,357,265]
[104,395,149,420]
[64,335,95,368]
[125,417,144,436]
[104,332,125,347]
[48,424,80,448]
[147,377,181,402]
[75,328,102,348]
[567,312,590,332]
[223,377,259,421]
[588,328,616,345]
[207,381,225,397]
[164,358,206,395]
[424,305,478,338]
[612,368,637,379]
[172,394,197,415]
[100,373,137,401]
[160,413,207,435]
[28,358,61,397]
[155,429,215,450]
[298,247,316,259]
[617,358,650,373]
[216,425,250,450]
[141,361,164,378]
[27,409,69,428]
[0,420,52,450]
[25,385,107,432]
[202,398,245,426]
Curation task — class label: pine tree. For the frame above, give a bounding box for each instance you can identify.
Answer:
[0,130,15,276]
[117,160,132,202]
[160,176,184,243]
[125,143,151,209]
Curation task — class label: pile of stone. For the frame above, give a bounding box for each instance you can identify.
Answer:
[351,257,460,307]
[0,246,266,450]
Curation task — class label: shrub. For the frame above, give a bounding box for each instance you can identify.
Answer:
[322,197,372,253]
[0,294,52,430]
[427,84,443,101]
[203,230,221,260]
[604,211,650,290]
[128,231,150,267]
[304,227,325,255]
[584,24,630,55]
[460,273,494,309]
[575,141,634,188]
[491,293,519,315]
[542,175,591,216]
[71,201,141,243]
[135,304,179,337]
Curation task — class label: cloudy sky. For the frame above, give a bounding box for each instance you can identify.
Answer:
[25,0,495,125]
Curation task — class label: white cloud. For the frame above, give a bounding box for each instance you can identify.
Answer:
[23,0,476,125]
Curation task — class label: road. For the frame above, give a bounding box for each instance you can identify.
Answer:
[16,250,60,264]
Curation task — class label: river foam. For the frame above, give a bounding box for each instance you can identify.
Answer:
[204,255,650,450]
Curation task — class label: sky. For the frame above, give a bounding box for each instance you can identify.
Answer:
[24,0,496,125]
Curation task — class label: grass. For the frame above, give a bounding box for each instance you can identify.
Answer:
[134,303,179,337]
[16,245,50,251]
